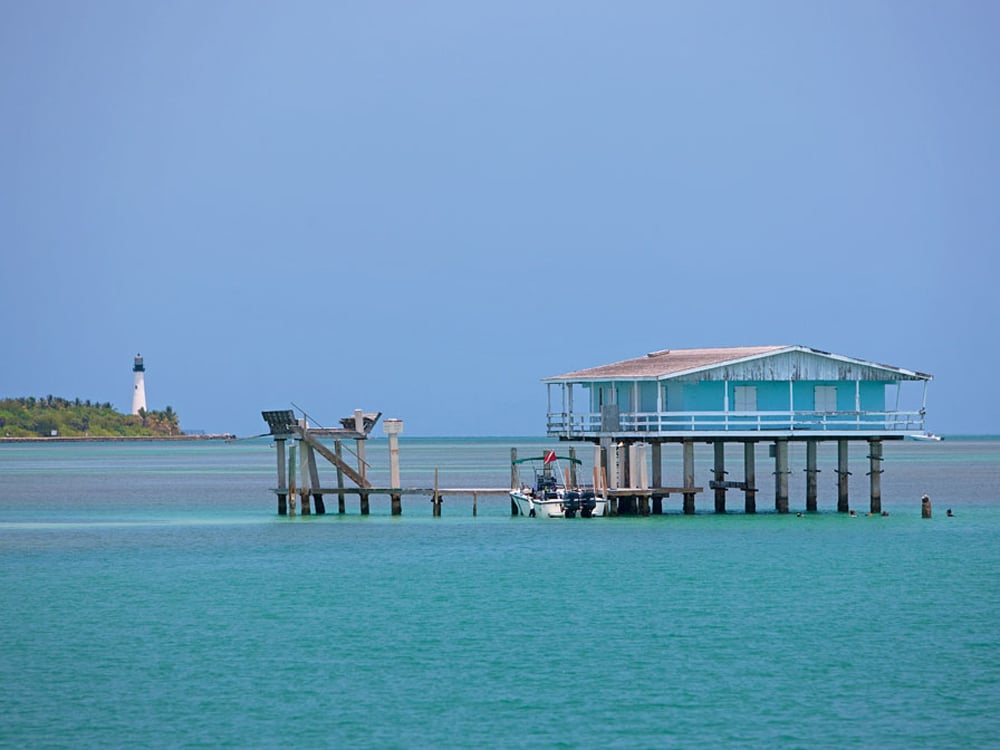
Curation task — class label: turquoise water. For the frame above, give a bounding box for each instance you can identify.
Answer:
[1,438,998,748]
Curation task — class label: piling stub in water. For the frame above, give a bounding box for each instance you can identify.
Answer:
[921,494,932,518]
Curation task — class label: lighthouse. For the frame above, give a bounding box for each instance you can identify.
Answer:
[131,353,147,415]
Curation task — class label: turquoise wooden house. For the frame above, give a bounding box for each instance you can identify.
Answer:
[541,345,932,516]
[543,345,930,439]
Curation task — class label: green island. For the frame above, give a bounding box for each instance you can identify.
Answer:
[0,396,181,438]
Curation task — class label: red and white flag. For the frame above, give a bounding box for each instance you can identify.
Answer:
[543,450,557,464]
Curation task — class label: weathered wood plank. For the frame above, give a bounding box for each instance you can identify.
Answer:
[299,432,371,489]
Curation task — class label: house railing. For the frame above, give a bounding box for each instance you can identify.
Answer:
[546,409,926,436]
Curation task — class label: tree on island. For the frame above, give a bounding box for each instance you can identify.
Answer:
[0,397,183,438]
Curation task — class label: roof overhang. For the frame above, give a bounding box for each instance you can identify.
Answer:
[542,345,933,383]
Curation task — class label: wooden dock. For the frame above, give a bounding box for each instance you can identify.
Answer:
[260,409,710,517]
[261,409,896,518]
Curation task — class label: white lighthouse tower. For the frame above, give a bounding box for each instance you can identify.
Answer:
[131,353,147,415]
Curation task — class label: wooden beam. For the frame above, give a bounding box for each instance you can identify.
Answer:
[299,431,371,489]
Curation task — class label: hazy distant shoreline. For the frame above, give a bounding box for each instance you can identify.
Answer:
[0,434,234,444]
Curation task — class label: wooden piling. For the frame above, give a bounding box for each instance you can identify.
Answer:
[288,442,297,516]
[869,438,883,514]
[744,441,756,514]
[774,439,789,513]
[599,439,615,515]
[921,494,932,518]
[651,442,664,515]
[335,441,346,514]
[713,441,727,514]
[510,448,519,515]
[682,439,696,515]
[837,439,850,513]
[388,428,402,516]
[276,438,287,515]
[299,438,311,515]
[306,443,325,515]
[805,439,818,513]
[568,446,577,486]
[636,444,650,515]
[356,439,367,486]
[432,468,441,517]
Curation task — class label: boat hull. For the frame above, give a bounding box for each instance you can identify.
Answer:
[510,491,607,518]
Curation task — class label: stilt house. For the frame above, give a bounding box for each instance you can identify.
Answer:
[543,345,931,441]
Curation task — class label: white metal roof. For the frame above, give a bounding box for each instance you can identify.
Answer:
[543,345,932,383]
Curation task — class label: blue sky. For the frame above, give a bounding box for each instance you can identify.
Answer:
[2,1,997,436]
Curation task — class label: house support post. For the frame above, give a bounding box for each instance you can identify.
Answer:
[713,441,727,513]
[651,442,663,514]
[837,439,850,513]
[869,438,882,515]
[682,440,696,515]
[568,447,577,487]
[743,441,757,513]
[275,438,287,516]
[774,439,789,513]
[619,443,634,514]
[805,439,818,513]
[636,443,649,515]
[600,438,615,515]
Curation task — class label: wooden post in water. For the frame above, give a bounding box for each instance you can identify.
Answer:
[805,440,818,513]
[472,492,478,517]
[651,442,663,515]
[713,441,727,513]
[774,439,789,513]
[620,443,634,515]
[636,443,649,515]
[682,439,696,515]
[837,439,850,513]
[288,442,297,516]
[510,448,519,515]
[276,438,287,515]
[600,438,615,516]
[744,441,756,514]
[306,443,325,514]
[335,441,346,514]
[385,419,403,516]
[432,468,441,517]
[568,446,577,487]
[868,438,883,515]
[299,436,311,515]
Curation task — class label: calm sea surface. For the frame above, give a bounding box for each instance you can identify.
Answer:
[1,437,998,749]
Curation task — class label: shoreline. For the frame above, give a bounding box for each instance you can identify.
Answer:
[0,434,235,444]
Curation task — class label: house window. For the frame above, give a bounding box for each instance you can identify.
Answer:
[815,386,838,412]
[734,386,757,412]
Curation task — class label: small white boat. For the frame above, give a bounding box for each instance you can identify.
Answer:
[908,432,943,441]
[510,452,607,518]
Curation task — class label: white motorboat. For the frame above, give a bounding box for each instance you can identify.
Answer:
[908,432,943,441]
[510,451,607,518]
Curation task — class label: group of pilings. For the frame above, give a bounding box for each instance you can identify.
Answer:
[599,437,887,515]
[273,433,511,516]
